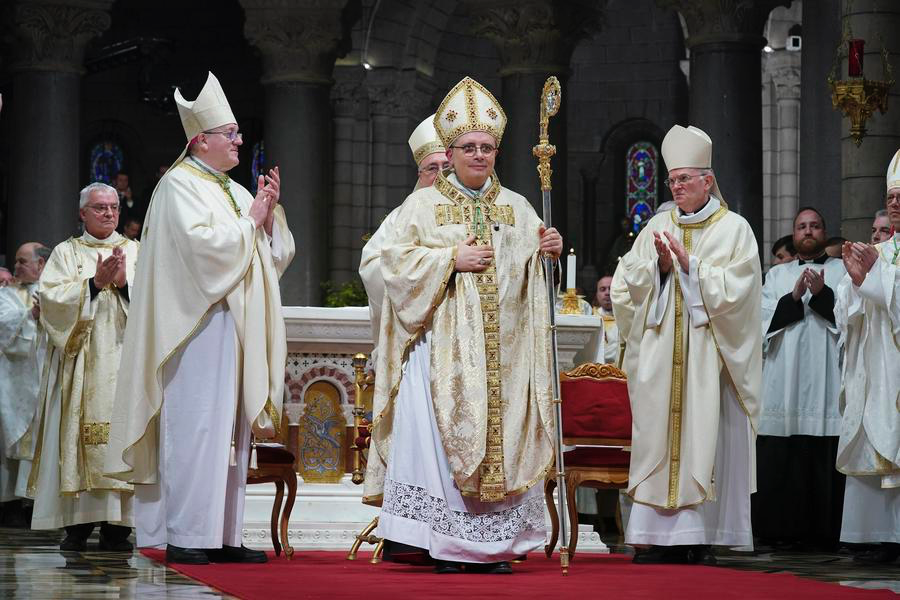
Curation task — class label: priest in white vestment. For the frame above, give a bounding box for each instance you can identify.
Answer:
[360,114,448,348]
[754,207,846,549]
[105,72,295,565]
[834,151,900,565]
[0,243,49,526]
[30,183,138,551]
[363,77,563,574]
[611,125,762,565]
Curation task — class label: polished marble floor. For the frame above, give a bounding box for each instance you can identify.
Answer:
[0,527,897,599]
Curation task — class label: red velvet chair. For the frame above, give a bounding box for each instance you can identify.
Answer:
[544,362,632,559]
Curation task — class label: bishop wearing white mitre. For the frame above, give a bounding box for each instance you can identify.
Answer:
[105,72,295,565]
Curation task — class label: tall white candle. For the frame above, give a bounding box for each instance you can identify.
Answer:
[566,249,576,290]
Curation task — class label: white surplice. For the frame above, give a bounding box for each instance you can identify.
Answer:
[376,331,546,562]
[834,234,900,544]
[621,198,754,549]
[759,258,845,437]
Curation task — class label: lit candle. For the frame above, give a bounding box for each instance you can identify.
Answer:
[848,39,865,77]
[566,249,576,290]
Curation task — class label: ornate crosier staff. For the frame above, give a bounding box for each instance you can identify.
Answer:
[532,76,570,575]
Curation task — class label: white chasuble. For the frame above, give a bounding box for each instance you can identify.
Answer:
[105,159,294,486]
[30,232,138,528]
[835,235,900,542]
[611,199,762,515]
[365,170,554,560]
[759,258,845,437]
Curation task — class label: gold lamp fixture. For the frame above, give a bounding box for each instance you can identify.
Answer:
[828,26,894,147]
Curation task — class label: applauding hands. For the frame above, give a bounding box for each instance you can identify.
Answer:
[94,247,127,289]
[842,241,880,287]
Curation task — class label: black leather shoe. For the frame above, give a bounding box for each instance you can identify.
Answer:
[854,544,900,565]
[632,545,691,564]
[98,533,134,552]
[98,524,133,552]
[485,561,512,574]
[688,545,717,566]
[59,535,88,552]
[434,559,463,574]
[205,545,268,563]
[166,545,210,565]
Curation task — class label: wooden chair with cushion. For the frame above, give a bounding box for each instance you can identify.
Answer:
[246,396,299,559]
[544,362,632,559]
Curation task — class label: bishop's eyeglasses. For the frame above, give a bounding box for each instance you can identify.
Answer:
[450,143,497,157]
[203,129,243,143]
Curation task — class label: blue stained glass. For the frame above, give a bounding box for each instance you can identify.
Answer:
[251,141,265,194]
[626,141,659,233]
[89,141,124,184]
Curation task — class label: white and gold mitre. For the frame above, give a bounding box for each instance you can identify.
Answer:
[661,124,724,204]
[886,149,900,191]
[661,125,712,170]
[434,77,507,147]
[408,114,446,165]
[174,72,236,142]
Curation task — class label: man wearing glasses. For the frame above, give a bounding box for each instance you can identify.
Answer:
[612,125,762,565]
[30,182,138,551]
[106,72,295,564]
[363,77,562,574]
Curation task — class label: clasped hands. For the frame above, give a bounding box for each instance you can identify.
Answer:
[93,246,127,289]
[791,267,826,301]
[454,225,562,272]
[842,241,880,287]
[653,230,690,274]
[248,166,281,235]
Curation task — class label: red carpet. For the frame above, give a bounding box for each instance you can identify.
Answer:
[141,550,895,600]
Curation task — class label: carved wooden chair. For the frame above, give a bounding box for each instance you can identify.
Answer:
[544,362,632,560]
[346,353,384,564]
[246,393,299,559]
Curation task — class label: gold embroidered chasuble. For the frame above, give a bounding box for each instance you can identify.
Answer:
[611,205,762,510]
[104,160,295,484]
[30,232,139,494]
[364,171,555,504]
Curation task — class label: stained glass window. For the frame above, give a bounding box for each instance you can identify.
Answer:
[626,141,658,233]
[89,141,124,184]
[251,141,265,194]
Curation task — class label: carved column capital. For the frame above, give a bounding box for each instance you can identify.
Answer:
[767,51,801,100]
[366,70,435,118]
[6,0,113,74]
[658,0,790,48]
[331,66,366,118]
[465,0,603,76]
[241,0,350,86]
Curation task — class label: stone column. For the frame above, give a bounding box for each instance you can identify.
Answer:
[839,0,900,242]
[242,0,350,306]
[467,0,601,244]
[768,51,802,259]
[5,0,112,256]
[659,0,789,246]
[799,0,842,237]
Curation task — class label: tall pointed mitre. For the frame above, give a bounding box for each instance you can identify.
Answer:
[661,124,725,206]
[886,149,900,191]
[165,72,237,169]
[408,114,446,165]
[434,77,507,147]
